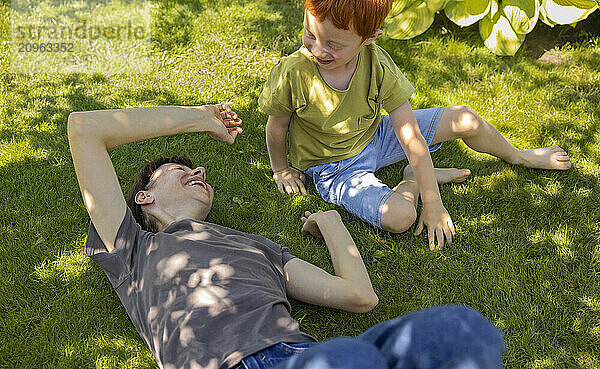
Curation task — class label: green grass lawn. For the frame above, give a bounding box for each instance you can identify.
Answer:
[1,0,599,367]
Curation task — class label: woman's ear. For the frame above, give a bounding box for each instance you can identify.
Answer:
[135,190,154,205]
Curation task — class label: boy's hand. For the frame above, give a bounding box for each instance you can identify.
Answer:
[301,210,340,238]
[207,103,243,144]
[414,201,455,250]
[273,167,307,195]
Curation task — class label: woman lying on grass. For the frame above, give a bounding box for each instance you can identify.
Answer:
[68,104,505,369]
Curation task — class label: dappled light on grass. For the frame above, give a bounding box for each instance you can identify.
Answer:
[33,250,90,283]
[492,316,506,330]
[0,139,48,166]
[290,193,310,208]
[248,159,269,170]
[527,226,574,261]
[575,352,600,368]
[593,242,600,266]
[451,167,518,194]
[9,0,153,74]
[550,227,574,260]
[81,334,155,368]
[591,324,600,338]
[527,358,555,369]
[461,213,499,227]
[581,296,600,312]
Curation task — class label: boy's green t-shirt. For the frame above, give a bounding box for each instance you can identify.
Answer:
[259,43,415,171]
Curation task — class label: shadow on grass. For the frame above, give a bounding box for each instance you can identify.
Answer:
[147,0,303,55]
[377,30,600,164]
[0,155,154,367]
[237,0,304,55]
[0,74,203,367]
[148,0,205,51]
[372,141,600,366]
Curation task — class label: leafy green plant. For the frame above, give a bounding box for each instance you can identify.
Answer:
[385,0,599,55]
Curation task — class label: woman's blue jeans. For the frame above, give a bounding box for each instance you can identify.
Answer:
[235,305,505,369]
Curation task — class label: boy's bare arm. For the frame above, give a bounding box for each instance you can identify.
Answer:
[266,115,307,195]
[388,101,455,250]
[68,105,242,251]
[284,210,378,313]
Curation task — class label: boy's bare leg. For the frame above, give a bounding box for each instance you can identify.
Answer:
[432,106,571,170]
[380,166,470,233]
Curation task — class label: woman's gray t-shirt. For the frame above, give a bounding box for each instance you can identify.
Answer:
[85,209,315,369]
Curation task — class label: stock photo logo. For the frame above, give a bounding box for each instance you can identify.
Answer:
[9,0,153,74]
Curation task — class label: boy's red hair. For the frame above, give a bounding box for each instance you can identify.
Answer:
[304,0,393,40]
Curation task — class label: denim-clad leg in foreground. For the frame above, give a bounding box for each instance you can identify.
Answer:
[273,305,505,369]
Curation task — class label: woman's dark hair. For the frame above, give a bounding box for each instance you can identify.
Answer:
[126,155,194,233]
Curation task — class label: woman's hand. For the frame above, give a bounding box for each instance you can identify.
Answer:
[206,103,243,144]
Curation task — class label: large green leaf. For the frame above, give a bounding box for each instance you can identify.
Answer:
[389,0,421,17]
[539,2,558,26]
[552,0,596,6]
[445,0,492,26]
[480,0,525,55]
[425,0,453,12]
[541,0,598,24]
[385,1,435,40]
[502,0,540,34]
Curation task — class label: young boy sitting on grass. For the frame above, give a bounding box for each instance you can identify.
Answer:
[258,0,571,250]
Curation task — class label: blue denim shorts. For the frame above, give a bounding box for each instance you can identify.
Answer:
[233,342,318,369]
[232,305,504,369]
[304,107,445,228]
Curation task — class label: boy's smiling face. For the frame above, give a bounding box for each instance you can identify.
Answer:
[302,10,381,72]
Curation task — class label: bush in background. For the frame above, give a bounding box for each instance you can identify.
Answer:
[385,0,599,55]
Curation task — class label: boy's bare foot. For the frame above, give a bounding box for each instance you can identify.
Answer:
[402,165,471,184]
[516,146,572,170]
